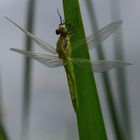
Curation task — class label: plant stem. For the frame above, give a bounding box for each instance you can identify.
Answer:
[62,0,107,140]
[21,0,36,140]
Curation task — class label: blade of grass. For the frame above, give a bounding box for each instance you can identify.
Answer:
[62,0,107,140]
[110,0,132,139]
[0,69,8,140]
[0,122,8,140]
[84,1,125,140]
[21,0,36,140]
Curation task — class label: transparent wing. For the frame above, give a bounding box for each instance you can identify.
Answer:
[72,21,122,51]
[10,48,63,68]
[71,58,131,72]
[5,17,57,54]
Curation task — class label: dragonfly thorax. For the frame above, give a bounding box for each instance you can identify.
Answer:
[55,23,72,59]
[56,36,71,60]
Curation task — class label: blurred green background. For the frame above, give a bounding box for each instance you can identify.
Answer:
[0,0,138,140]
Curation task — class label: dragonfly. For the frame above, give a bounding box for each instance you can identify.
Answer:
[5,16,131,112]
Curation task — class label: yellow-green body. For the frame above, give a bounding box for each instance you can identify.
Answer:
[56,29,78,112]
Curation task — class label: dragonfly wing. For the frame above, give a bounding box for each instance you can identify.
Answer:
[5,17,57,54]
[71,58,131,72]
[72,21,122,51]
[10,48,63,68]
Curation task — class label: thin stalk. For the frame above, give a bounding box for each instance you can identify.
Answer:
[84,1,125,140]
[21,0,36,140]
[110,0,132,139]
[62,0,107,140]
[0,68,8,140]
[0,122,8,140]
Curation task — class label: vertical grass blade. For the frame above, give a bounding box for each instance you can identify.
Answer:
[84,1,125,140]
[0,122,8,140]
[110,0,132,139]
[0,69,9,140]
[21,0,36,140]
[62,0,107,140]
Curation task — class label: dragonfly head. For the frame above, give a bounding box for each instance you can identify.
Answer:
[56,9,69,36]
[56,24,68,36]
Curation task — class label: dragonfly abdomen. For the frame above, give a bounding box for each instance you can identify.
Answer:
[64,60,79,112]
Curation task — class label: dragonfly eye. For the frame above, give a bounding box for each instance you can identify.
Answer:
[56,29,60,35]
